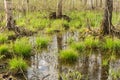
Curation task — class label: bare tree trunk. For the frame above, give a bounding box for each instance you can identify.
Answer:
[100,0,113,35]
[90,0,94,9]
[26,0,29,12]
[99,0,103,7]
[56,0,63,18]
[83,0,87,7]
[4,0,15,30]
[95,0,98,7]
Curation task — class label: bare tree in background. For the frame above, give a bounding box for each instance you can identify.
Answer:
[56,0,63,18]
[99,0,103,7]
[90,0,94,9]
[4,0,15,30]
[95,0,98,7]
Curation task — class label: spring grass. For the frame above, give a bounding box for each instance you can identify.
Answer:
[84,36,100,49]
[0,33,8,43]
[0,44,9,55]
[13,11,120,33]
[13,37,32,57]
[9,57,28,71]
[59,49,79,64]
[35,36,50,49]
[102,37,120,51]
[70,42,85,52]
[51,19,69,31]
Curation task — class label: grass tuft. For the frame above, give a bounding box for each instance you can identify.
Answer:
[9,57,28,71]
[59,49,79,64]
[13,37,32,57]
[36,36,49,49]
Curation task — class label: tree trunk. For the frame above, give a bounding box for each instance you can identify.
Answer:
[99,0,103,7]
[56,0,63,18]
[4,0,15,30]
[100,0,113,35]
[90,0,94,9]
[95,0,98,7]
[26,0,29,12]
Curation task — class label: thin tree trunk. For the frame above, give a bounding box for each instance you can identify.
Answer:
[56,0,63,18]
[100,0,113,35]
[26,0,29,12]
[4,0,15,30]
[83,0,87,7]
[90,0,94,9]
[95,0,98,7]
[99,0,103,7]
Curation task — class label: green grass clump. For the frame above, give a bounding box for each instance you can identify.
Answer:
[9,57,28,71]
[103,38,114,50]
[0,44,9,55]
[59,49,79,64]
[69,20,82,29]
[84,36,99,49]
[0,33,8,43]
[51,19,69,31]
[36,37,49,49]
[13,38,32,57]
[113,38,120,51]
[70,42,85,52]
[67,37,74,44]
[103,37,120,51]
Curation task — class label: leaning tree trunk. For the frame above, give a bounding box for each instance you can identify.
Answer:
[100,0,113,35]
[4,0,15,30]
[56,0,63,18]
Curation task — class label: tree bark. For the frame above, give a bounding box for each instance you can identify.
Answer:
[100,0,113,35]
[90,0,94,9]
[56,0,63,18]
[99,0,103,7]
[4,0,15,30]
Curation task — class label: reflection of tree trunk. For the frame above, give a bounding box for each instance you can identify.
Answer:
[81,56,89,79]
[100,0,113,35]
[4,0,15,30]
[57,33,63,80]
[101,56,109,80]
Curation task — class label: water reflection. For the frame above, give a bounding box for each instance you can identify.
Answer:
[27,32,120,80]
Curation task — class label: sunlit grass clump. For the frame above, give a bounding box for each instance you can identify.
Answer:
[13,38,32,57]
[103,37,120,51]
[36,37,50,49]
[113,38,120,51]
[59,49,79,64]
[84,36,100,49]
[0,44,9,55]
[9,57,28,71]
[0,33,8,43]
[103,38,114,50]
[51,19,69,31]
[70,42,85,52]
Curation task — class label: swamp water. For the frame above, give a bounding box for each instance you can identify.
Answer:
[1,31,120,80]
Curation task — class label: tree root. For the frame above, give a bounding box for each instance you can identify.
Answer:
[110,25,120,38]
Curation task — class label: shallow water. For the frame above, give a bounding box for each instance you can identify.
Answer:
[27,32,120,80]
[1,31,120,80]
